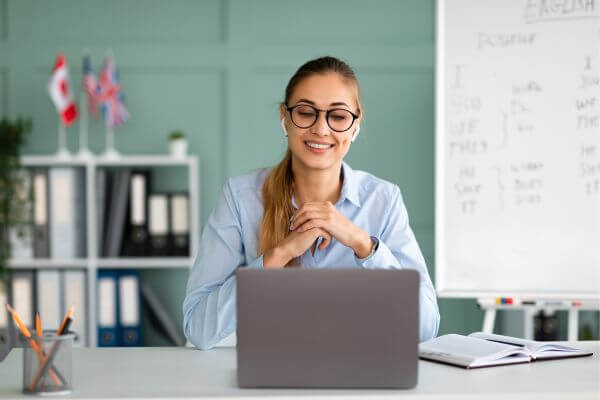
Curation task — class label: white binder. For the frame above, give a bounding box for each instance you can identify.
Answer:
[36,270,62,330]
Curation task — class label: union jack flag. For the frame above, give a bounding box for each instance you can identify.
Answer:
[96,55,129,129]
[82,53,99,117]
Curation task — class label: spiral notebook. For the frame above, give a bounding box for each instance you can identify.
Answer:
[419,332,593,369]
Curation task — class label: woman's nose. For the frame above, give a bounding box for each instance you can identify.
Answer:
[311,113,330,136]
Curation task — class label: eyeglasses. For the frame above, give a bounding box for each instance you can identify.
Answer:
[285,104,359,133]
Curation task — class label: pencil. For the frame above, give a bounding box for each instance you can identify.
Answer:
[57,306,74,335]
[5,305,62,386]
[35,313,42,338]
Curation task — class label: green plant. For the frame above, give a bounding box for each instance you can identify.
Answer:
[168,130,185,141]
[0,117,31,282]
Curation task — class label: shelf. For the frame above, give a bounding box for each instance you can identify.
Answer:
[21,156,89,167]
[97,257,193,269]
[8,258,89,269]
[20,154,197,167]
[94,155,196,167]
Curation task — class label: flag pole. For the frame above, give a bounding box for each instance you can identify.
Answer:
[103,124,119,160]
[77,89,93,160]
[78,48,93,160]
[56,121,71,160]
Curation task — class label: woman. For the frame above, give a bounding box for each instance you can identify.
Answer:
[183,56,440,350]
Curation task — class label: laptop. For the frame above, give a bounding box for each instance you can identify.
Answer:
[236,268,419,388]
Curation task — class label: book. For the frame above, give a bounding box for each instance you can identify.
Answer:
[103,169,131,257]
[49,167,86,258]
[125,171,150,257]
[141,281,185,346]
[118,270,142,346]
[169,193,189,257]
[97,270,119,346]
[32,169,50,258]
[419,333,593,369]
[148,194,169,256]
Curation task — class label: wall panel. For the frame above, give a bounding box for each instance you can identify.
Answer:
[244,0,434,45]
[346,69,434,229]
[11,0,224,45]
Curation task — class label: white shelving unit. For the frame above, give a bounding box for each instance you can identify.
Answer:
[7,154,199,348]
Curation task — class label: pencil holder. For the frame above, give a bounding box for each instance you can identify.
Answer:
[22,331,74,395]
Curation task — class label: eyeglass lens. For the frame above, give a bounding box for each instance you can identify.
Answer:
[290,105,355,132]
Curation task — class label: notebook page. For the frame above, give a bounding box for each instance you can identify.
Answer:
[420,334,529,367]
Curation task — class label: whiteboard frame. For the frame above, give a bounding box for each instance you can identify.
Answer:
[434,0,600,301]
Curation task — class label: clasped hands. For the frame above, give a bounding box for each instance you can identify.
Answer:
[263,201,373,268]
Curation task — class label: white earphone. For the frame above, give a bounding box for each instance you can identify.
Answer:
[351,125,360,142]
[281,118,360,142]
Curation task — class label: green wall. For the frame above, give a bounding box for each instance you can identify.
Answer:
[1,0,486,344]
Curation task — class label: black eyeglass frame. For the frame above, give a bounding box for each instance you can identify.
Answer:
[285,104,360,133]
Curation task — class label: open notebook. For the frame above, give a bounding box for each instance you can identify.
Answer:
[419,332,593,369]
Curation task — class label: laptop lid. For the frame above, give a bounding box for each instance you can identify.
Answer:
[236,268,419,388]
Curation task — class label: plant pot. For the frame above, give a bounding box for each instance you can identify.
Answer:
[169,138,188,159]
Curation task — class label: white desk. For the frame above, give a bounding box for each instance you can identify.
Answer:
[0,342,598,399]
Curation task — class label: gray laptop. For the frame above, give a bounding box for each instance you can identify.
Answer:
[236,268,419,388]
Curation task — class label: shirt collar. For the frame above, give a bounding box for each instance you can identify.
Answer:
[290,162,361,209]
[340,161,361,207]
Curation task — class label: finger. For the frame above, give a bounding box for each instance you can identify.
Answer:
[295,218,327,233]
[292,201,332,216]
[317,228,331,249]
[291,204,325,222]
[290,212,329,230]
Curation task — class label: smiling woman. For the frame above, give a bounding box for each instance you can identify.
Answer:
[183,56,440,350]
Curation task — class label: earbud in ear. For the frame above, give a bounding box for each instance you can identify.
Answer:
[280,119,288,137]
[351,125,360,142]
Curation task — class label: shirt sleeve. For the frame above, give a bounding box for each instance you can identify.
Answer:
[354,185,440,342]
[182,179,263,350]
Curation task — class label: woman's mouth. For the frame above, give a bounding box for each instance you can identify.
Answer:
[305,141,334,153]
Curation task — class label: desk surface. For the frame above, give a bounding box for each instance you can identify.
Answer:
[0,342,598,399]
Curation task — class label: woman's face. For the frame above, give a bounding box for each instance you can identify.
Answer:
[281,72,360,172]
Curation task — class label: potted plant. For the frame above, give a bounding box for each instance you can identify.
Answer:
[168,130,187,159]
[0,117,31,284]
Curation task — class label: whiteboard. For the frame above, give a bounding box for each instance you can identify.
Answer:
[436,0,600,299]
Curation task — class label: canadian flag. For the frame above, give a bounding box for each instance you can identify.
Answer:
[47,53,78,126]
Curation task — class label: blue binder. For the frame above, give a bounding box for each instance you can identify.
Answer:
[97,270,119,346]
[117,270,142,346]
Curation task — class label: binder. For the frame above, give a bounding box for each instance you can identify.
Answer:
[96,169,108,256]
[63,270,86,347]
[127,171,150,256]
[9,169,33,260]
[118,270,142,346]
[11,270,35,346]
[169,193,189,257]
[104,169,131,257]
[148,194,169,256]
[97,270,119,346]
[49,167,86,258]
[36,270,62,331]
[32,169,50,258]
[141,282,185,346]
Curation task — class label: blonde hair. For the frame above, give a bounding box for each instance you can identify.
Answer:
[258,56,362,259]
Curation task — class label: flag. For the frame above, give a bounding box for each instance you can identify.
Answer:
[82,53,99,117]
[96,55,129,129]
[47,53,78,126]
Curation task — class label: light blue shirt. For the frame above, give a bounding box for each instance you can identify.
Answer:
[183,162,440,350]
